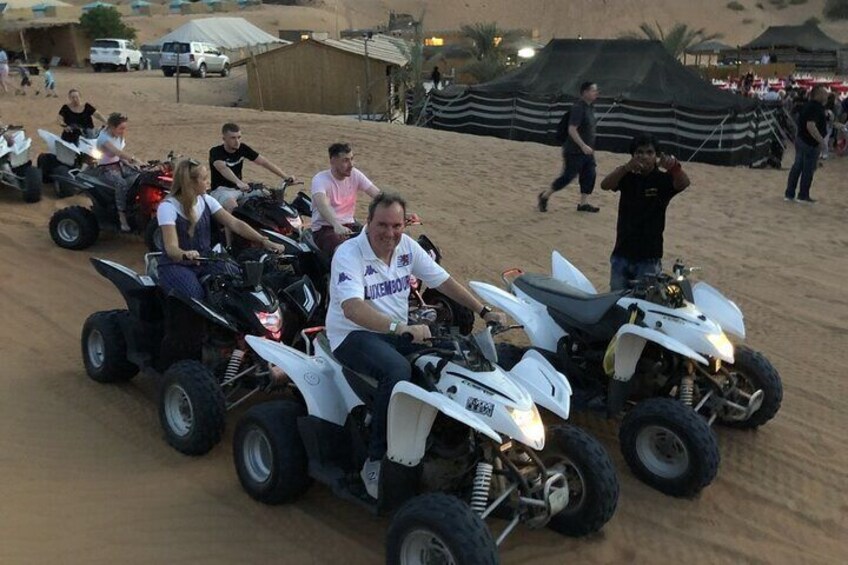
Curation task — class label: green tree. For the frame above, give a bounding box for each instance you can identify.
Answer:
[459,22,519,83]
[79,6,137,41]
[620,22,722,58]
[824,0,848,19]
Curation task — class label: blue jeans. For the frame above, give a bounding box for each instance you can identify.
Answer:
[333,331,424,460]
[551,151,596,195]
[610,255,662,291]
[785,139,820,200]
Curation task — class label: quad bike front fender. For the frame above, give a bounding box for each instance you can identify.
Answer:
[386,381,501,467]
[245,335,359,426]
[551,251,598,294]
[611,324,709,383]
[693,282,746,339]
[469,281,565,352]
[508,349,572,421]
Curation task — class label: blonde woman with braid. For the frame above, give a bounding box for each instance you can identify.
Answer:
[155,158,285,300]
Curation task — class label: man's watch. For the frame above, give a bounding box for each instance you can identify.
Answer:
[388,320,401,334]
[479,305,493,319]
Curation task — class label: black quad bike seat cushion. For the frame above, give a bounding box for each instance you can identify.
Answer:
[513,273,626,326]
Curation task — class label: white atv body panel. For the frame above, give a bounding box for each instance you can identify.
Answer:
[508,349,572,420]
[386,381,501,467]
[244,335,363,426]
[693,281,746,339]
[469,281,566,352]
[551,251,598,294]
[611,323,709,382]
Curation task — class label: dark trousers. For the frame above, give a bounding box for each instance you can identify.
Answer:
[609,255,662,291]
[785,138,820,200]
[313,223,358,256]
[551,151,596,195]
[334,331,423,460]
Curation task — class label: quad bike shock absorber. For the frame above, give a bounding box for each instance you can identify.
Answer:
[679,374,695,406]
[470,462,494,516]
[222,348,245,385]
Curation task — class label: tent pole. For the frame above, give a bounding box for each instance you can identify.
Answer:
[20,30,28,62]
[686,112,732,163]
[250,50,264,111]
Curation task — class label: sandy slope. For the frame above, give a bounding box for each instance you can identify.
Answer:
[0,67,847,564]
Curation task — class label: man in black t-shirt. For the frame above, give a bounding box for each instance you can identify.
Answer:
[784,85,828,204]
[539,81,600,213]
[209,122,295,211]
[601,134,691,291]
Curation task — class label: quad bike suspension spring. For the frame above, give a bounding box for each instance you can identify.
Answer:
[679,375,695,406]
[222,349,245,384]
[470,462,494,516]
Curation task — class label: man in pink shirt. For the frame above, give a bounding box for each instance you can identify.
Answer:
[311,142,382,254]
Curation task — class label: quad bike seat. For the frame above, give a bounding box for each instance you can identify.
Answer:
[300,229,332,272]
[514,273,626,326]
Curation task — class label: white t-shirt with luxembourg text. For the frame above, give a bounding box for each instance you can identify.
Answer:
[327,231,450,350]
[310,168,377,230]
[156,194,222,226]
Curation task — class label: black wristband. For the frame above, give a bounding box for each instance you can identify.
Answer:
[479,305,492,318]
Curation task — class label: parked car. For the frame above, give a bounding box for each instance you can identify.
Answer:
[90,38,144,72]
[159,41,230,78]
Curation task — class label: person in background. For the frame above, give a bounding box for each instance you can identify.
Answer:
[37,63,58,98]
[0,49,10,94]
[13,60,31,96]
[96,112,144,232]
[784,85,827,204]
[58,88,107,144]
[430,66,441,90]
[538,81,601,213]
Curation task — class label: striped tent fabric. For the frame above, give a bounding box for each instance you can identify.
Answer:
[427,40,785,167]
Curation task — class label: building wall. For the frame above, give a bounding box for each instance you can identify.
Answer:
[248,40,400,115]
[1,24,91,67]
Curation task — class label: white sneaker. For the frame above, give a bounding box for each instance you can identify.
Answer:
[360,458,381,499]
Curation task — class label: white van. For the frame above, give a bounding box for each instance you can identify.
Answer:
[90,38,144,72]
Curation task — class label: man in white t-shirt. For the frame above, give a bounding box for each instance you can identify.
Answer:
[328,192,507,499]
[311,142,382,255]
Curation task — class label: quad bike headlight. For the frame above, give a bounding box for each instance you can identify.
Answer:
[507,404,545,445]
[256,308,282,339]
[707,332,735,361]
[90,148,103,160]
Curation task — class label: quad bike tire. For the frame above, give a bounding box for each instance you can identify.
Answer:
[81,310,138,383]
[144,217,163,252]
[23,166,42,203]
[158,360,226,456]
[421,288,475,335]
[620,397,720,498]
[386,493,497,565]
[49,206,100,250]
[542,424,619,537]
[233,400,312,504]
[52,165,74,198]
[220,64,230,77]
[719,345,783,429]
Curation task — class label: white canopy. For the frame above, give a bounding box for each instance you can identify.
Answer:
[152,17,287,50]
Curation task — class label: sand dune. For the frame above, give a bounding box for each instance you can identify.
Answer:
[0,66,846,564]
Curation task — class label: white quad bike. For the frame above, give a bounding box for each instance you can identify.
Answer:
[0,126,41,203]
[233,324,619,564]
[470,252,783,498]
[37,128,102,198]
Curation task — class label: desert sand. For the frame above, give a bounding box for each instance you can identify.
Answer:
[0,64,846,564]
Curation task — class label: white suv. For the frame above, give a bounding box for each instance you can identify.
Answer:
[90,38,144,72]
[160,41,230,79]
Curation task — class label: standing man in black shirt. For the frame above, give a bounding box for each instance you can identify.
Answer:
[539,81,600,213]
[784,85,828,204]
[209,122,295,212]
[601,134,691,291]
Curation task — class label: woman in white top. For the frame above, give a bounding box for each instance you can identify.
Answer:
[0,49,9,94]
[96,112,144,232]
[156,158,286,301]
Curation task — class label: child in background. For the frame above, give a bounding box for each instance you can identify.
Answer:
[13,60,31,96]
[37,63,58,97]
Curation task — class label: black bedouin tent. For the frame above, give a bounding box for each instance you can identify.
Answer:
[739,24,845,71]
[426,39,785,167]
